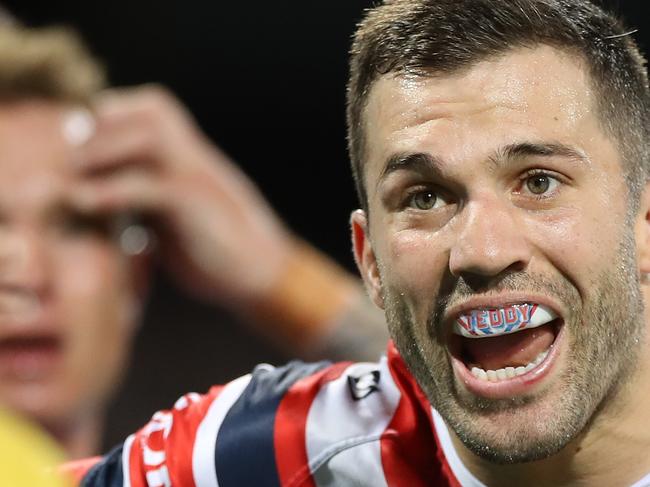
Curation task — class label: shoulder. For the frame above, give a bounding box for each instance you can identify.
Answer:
[77,357,457,486]
[207,358,402,486]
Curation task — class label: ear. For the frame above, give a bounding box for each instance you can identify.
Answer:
[635,182,650,278]
[350,209,384,309]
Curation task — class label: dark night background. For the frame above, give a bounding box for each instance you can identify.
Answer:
[3,0,648,449]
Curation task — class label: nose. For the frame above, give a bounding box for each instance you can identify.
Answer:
[0,227,51,297]
[449,195,531,284]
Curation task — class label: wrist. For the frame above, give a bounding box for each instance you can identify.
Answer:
[244,239,359,351]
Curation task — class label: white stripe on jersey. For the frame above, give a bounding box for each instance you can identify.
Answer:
[122,434,135,487]
[192,374,252,487]
[305,357,401,487]
[312,437,385,487]
[432,408,486,487]
[630,472,650,487]
[145,465,171,487]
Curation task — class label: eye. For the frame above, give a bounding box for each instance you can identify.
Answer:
[407,189,448,210]
[523,172,560,196]
[59,213,112,237]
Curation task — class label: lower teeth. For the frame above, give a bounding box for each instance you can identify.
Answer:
[471,349,549,382]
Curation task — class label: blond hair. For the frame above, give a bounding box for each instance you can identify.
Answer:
[0,24,106,104]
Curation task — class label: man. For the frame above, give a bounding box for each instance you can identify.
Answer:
[0,21,385,460]
[68,0,650,486]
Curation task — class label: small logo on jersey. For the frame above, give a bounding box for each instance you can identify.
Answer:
[348,370,381,401]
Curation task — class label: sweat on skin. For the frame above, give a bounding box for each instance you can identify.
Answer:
[352,45,650,485]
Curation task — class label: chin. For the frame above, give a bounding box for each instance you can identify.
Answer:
[1,382,78,426]
[437,376,592,464]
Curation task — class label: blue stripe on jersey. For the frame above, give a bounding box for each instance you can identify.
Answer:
[214,360,329,487]
[80,445,124,487]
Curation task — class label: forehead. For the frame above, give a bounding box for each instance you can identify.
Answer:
[362,45,616,186]
[0,100,76,204]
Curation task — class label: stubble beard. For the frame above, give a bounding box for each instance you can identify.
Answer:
[384,235,645,464]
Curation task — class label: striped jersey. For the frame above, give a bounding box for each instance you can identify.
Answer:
[67,340,650,487]
[68,343,476,486]
[66,339,650,487]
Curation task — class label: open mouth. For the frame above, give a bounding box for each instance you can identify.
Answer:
[449,303,562,384]
[0,335,63,380]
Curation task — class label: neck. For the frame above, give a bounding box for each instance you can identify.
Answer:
[451,327,650,486]
[44,409,104,460]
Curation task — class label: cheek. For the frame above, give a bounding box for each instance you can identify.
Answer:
[56,242,131,307]
[525,205,626,288]
[52,242,137,369]
[35,240,140,411]
[384,229,449,300]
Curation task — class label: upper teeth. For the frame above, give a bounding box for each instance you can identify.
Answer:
[453,303,557,339]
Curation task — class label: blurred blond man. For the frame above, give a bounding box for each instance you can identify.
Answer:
[0,21,385,459]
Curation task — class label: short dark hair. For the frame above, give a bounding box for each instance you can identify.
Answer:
[347,0,650,211]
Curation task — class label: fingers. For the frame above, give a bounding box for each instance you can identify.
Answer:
[75,118,159,173]
[71,170,168,215]
[75,84,198,174]
[94,84,191,123]
[68,84,281,247]
[73,84,261,199]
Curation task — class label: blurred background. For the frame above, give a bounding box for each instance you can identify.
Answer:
[3,0,647,449]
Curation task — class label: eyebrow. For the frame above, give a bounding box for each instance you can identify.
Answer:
[495,141,590,167]
[378,141,590,188]
[378,152,443,189]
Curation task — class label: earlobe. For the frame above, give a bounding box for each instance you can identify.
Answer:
[635,182,650,278]
[350,210,384,309]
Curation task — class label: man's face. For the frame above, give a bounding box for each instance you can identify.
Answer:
[0,100,140,428]
[354,46,647,462]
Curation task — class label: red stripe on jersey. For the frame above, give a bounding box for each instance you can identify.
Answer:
[124,386,225,487]
[381,342,461,487]
[127,433,148,487]
[274,361,352,487]
[165,387,223,487]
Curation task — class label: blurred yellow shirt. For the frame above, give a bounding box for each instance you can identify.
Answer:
[0,408,70,487]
